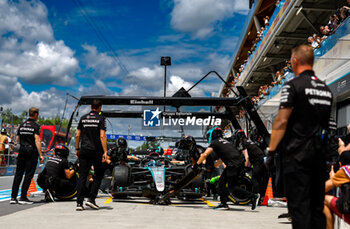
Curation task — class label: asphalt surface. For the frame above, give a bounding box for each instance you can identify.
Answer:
[0,175,292,228]
[0,192,292,229]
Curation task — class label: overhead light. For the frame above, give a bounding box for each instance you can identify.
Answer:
[296,6,303,16]
[248,31,251,36]
[263,57,267,62]
[246,83,249,86]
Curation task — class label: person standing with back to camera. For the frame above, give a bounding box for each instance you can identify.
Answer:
[268,45,333,228]
[75,99,108,211]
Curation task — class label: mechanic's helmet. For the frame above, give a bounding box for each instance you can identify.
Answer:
[249,127,259,142]
[116,137,128,149]
[1,128,6,135]
[54,144,69,158]
[155,146,164,155]
[232,129,246,147]
[176,136,196,152]
[206,126,223,144]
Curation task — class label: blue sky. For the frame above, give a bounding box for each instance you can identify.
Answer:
[0,0,249,137]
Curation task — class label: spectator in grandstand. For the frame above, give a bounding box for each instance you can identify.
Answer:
[329,14,340,32]
[320,26,329,41]
[275,0,281,6]
[275,71,282,82]
[308,36,321,49]
[257,27,265,39]
[247,50,252,57]
[264,16,270,27]
[283,65,292,75]
[323,151,350,229]
[344,2,350,12]
[339,7,349,22]
[328,15,337,31]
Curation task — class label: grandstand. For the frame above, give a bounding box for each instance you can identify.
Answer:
[219,0,350,133]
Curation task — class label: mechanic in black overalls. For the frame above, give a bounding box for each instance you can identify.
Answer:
[268,45,333,229]
[107,137,139,166]
[10,107,44,205]
[233,129,267,199]
[75,99,108,211]
[176,136,219,198]
[195,127,260,210]
[37,144,76,202]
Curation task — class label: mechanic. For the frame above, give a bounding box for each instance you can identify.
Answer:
[175,136,219,199]
[75,99,108,211]
[37,144,76,202]
[10,107,44,204]
[234,129,267,199]
[268,44,333,229]
[195,126,260,210]
[106,137,139,166]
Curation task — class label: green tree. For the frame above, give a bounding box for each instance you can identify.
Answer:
[135,141,160,150]
[1,109,23,125]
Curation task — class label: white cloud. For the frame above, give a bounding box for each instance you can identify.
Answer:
[206,53,231,75]
[167,75,205,96]
[82,44,121,78]
[125,66,164,90]
[0,75,66,117]
[0,0,79,86]
[170,0,248,38]
[77,79,118,96]
[0,74,118,118]
[0,0,53,43]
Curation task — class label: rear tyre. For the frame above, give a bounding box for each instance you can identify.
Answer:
[228,174,253,205]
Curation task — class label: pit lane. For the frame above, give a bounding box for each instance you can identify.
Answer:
[0,192,291,229]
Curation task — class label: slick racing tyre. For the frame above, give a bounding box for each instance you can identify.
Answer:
[55,173,78,200]
[112,165,131,189]
[185,165,204,189]
[228,174,253,205]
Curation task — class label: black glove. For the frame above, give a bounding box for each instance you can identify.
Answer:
[192,163,200,171]
[69,162,78,171]
[265,150,275,169]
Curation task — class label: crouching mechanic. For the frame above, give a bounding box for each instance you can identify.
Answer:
[195,126,260,210]
[37,144,76,202]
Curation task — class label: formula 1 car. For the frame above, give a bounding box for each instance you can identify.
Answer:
[110,154,205,201]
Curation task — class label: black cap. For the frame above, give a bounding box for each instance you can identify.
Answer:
[340,151,350,165]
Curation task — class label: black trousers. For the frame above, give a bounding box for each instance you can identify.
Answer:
[284,162,326,229]
[76,153,105,204]
[251,161,268,197]
[11,147,38,199]
[219,166,254,204]
[37,170,76,196]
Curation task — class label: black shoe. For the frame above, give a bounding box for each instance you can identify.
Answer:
[18,197,33,205]
[10,198,18,204]
[76,203,84,211]
[45,190,55,202]
[213,203,229,210]
[251,193,260,210]
[86,199,99,210]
